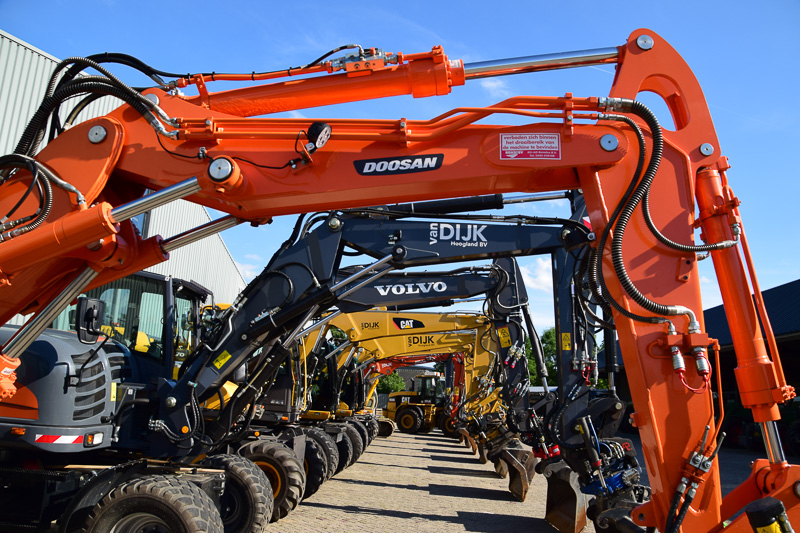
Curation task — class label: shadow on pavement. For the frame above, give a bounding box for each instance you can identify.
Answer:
[427,465,500,478]
[298,503,549,532]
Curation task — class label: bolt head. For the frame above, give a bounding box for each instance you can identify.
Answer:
[208,158,234,182]
[636,35,654,50]
[700,143,715,156]
[88,125,107,144]
[144,93,160,106]
[165,397,177,408]
[328,218,342,230]
[600,134,619,152]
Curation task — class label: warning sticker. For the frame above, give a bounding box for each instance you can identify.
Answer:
[561,333,572,351]
[497,326,512,348]
[213,351,232,369]
[500,133,561,160]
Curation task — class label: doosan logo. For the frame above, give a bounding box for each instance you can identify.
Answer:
[353,154,444,175]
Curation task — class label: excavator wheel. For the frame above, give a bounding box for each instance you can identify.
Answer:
[365,416,381,441]
[201,454,274,533]
[302,438,327,500]
[302,426,339,480]
[438,414,459,439]
[238,441,306,522]
[348,419,371,448]
[397,407,423,434]
[83,474,223,533]
[377,417,396,437]
[334,430,354,475]
[343,423,365,466]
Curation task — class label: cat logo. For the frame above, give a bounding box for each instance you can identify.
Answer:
[393,317,425,330]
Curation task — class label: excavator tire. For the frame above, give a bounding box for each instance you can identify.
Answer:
[397,407,423,434]
[344,423,365,466]
[302,426,339,480]
[348,419,371,448]
[201,454,274,533]
[438,414,459,439]
[366,417,381,441]
[334,431,354,475]
[83,474,223,533]
[302,438,327,500]
[238,441,306,522]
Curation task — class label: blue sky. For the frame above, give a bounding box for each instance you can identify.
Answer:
[2,1,799,330]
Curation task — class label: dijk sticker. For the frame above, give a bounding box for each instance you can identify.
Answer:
[500,133,561,160]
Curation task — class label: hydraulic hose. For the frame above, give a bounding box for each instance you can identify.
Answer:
[14,80,152,156]
[607,101,692,319]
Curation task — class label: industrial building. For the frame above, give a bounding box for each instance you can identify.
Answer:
[0,29,246,324]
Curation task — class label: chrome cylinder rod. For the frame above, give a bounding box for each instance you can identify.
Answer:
[503,192,570,205]
[296,310,343,342]
[111,177,201,223]
[464,46,619,80]
[162,215,242,253]
[329,254,395,294]
[762,420,787,465]
[4,266,99,359]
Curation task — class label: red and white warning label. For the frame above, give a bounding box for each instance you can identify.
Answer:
[499,133,561,160]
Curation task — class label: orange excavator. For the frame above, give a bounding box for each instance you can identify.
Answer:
[0,30,794,532]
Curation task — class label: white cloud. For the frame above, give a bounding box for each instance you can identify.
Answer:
[235,262,261,282]
[480,79,511,99]
[520,257,553,293]
[244,254,262,262]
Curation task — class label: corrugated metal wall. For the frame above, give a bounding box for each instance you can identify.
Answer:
[1,29,246,320]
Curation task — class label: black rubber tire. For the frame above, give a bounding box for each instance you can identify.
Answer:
[238,441,306,522]
[343,423,365,466]
[201,454,273,533]
[334,430,354,475]
[365,417,380,441]
[302,438,327,500]
[84,474,223,533]
[303,426,339,481]
[438,414,459,439]
[397,407,423,434]
[348,419,371,448]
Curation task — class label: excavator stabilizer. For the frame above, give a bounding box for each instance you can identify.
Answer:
[543,462,588,533]
[500,446,537,502]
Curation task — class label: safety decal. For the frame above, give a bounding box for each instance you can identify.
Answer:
[35,434,84,444]
[561,333,572,351]
[499,133,561,160]
[497,326,512,348]
[213,350,232,369]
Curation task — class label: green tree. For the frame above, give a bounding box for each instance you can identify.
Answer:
[527,327,558,385]
[377,371,407,394]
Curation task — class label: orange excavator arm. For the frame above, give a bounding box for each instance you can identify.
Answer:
[1,29,795,531]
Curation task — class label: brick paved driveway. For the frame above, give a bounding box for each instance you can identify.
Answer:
[269,430,588,532]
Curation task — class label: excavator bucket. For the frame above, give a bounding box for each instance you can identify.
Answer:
[543,462,588,533]
[457,428,477,453]
[377,417,396,437]
[478,442,488,464]
[493,457,509,478]
[500,446,537,502]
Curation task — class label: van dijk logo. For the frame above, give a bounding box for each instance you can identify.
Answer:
[429,222,488,247]
[353,154,444,175]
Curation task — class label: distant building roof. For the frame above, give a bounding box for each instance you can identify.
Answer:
[703,279,800,347]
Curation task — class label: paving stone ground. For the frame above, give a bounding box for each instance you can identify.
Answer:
[269,430,587,533]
